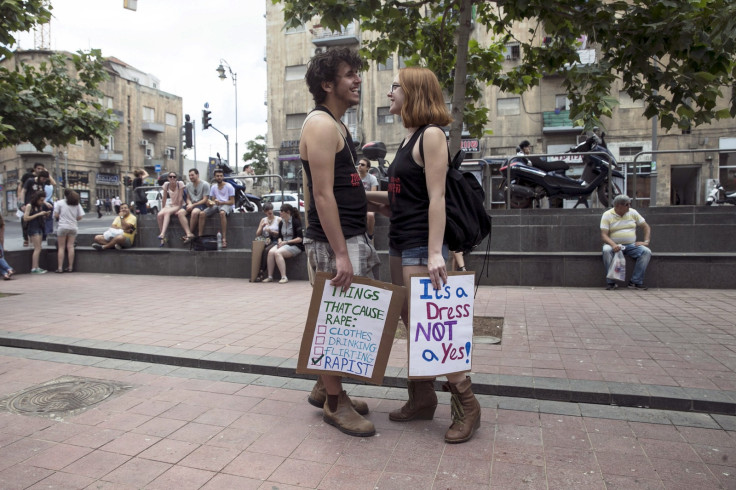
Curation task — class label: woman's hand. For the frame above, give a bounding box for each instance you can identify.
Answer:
[427,252,447,291]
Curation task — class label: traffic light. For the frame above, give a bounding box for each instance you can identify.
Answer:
[184,114,193,149]
[123,176,132,186]
[202,109,211,130]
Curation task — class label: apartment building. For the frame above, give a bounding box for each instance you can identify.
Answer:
[265,3,736,207]
[0,50,183,212]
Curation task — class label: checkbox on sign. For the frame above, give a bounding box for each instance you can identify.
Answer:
[317,325,327,334]
[315,336,325,345]
[313,346,323,355]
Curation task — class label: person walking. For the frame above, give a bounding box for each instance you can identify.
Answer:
[53,189,85,273]
[367,67,481,443]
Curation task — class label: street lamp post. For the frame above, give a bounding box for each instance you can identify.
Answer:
[216,59,238,173]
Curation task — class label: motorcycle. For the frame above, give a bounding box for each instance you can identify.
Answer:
[215,153,262,213]
[499,134,624,208]
[706,180,736,206]
[361,141,389,191]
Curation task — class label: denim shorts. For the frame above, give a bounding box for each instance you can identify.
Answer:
[389,244,449,266]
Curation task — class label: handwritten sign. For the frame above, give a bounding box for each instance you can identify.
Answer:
[408,272,474,378]
[297,272,405,384]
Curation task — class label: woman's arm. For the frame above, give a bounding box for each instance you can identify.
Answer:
[416,126,448,289]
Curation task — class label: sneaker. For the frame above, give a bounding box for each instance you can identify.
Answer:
[114,244,122,250]
[31,268,47,274]
[262,277,273,283]
[628,282,648,290]
[605,283,618,290]
[279,277,288,284]
[92,243,103,251]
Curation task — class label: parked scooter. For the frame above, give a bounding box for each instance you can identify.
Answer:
[499,134,624,208]
[706,180,736,206]
[215,153,262,213]
[361,141,389,191]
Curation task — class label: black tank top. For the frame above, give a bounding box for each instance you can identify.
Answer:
[301,106,366,241]
[387,127,431,251]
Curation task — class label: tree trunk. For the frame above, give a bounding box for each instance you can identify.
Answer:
[449,0,474,155]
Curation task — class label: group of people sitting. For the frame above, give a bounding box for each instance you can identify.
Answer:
[253,202,304,283]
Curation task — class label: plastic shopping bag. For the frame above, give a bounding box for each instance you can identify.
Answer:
[606,250,626,282]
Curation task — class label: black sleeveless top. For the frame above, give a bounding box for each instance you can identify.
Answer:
[387,127,432,251]
[301,106,366,241]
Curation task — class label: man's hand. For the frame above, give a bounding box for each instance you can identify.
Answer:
[331,253,354,289]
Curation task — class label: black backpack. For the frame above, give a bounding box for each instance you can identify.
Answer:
[419,127,492,254]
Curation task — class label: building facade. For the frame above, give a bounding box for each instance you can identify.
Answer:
[265,3,736,207]
[0,51,183,213]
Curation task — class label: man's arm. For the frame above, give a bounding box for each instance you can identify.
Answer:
[301,115,353,288]
[600,229,622,252]
[636,222,651,247]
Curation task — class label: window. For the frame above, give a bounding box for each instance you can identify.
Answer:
[142,106,155,122]
[165,146,176,160]
[286,113,307,130]
[504,43,520,61]
[619,90,644,109]
[377,107,395,125]
[555,95,571,111]
[165,113,177,126]
[102,96,113,109]
[145,143,154,158]
[377,56,393,71]
[497,97,520,116]
[105,135,114,151]
[619,146,643,158]
[285,65,307,81]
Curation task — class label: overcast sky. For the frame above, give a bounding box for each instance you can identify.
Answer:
[16,0,268,166]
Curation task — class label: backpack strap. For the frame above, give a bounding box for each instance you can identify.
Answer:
[418,124,451,169]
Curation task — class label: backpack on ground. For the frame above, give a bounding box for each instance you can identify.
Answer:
[191,235,218,251]
[419,127,492,254]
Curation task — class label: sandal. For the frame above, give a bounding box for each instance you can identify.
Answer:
[158,235,167,247]
[182,235,195,244]
[2,272,10,280]
[64,268,73,273]
[221,238,228,249]
[55,269,63,273]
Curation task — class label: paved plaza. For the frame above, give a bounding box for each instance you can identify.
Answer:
[0,273,735,488]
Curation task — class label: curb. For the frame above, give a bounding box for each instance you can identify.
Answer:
[1,332,735,416]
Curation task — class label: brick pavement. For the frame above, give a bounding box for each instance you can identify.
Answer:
[1,274,736,487]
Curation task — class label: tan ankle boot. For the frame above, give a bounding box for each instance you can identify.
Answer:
[323,391,375,437]
[443,377,480,443]
[308,377,369,415]
[389,379,437,422]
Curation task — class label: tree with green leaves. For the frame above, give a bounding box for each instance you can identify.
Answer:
[0,0,117,150]
[277,0,736,153]
[242,135,269,175]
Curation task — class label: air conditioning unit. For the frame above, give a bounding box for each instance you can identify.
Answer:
[314,47,324,55]
[139,139,149,146]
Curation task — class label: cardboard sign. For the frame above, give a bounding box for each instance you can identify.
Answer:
[297,272,405,384]
[408,272,475,378]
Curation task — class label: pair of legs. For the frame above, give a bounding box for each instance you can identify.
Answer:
[266,244,301,280]
[157,206,181,241]
[198,206,230,246]
[0,242,15,279]
[56,229,76,272]
[29,232,44,270]
[388,246,481,443]
[93,233,131,250]
[176,206,204,240]
[602,243,651,286]
[366,211,375,238]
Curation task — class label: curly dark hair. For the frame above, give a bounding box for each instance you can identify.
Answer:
[305,47,364,104]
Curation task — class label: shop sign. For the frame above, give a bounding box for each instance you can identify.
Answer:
[96,173,120,185]
[460,139,480,153]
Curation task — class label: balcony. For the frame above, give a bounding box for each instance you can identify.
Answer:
[16,143,53,154]
[100,150,124,164]
[542,109,577,133]
[311,22,359,47]
[141,121,165,133]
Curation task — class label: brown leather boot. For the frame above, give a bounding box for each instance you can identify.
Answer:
[308,377,369,415]
[443,377,481,443]
[323,391,375,437]
[389,379,437,421]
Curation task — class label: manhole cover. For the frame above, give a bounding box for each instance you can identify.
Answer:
[0,376,131,418]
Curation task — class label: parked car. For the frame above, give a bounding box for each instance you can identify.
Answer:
[146,189,163,214]
[261,192,305,213]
